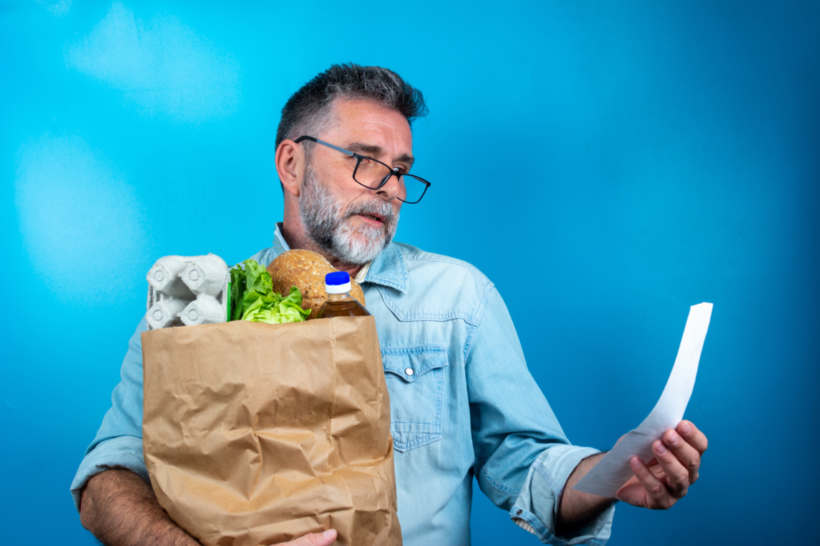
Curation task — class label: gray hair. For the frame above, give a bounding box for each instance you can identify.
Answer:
[275,63,427,147]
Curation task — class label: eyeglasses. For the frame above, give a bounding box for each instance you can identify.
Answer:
[294,135,431,204]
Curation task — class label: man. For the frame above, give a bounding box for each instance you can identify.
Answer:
[72,64,708,545]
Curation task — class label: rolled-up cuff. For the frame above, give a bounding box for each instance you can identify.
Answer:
[69,435,148,511]
[510,444,615,545]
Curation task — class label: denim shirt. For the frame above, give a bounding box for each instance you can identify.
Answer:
[71,226,615,545]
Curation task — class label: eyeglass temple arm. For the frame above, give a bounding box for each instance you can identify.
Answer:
[294,135,356,158]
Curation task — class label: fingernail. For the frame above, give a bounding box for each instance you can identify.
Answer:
[322,529,336,539]
[654,441,667,454]
[680,421,692,435]
[666,431,679,447]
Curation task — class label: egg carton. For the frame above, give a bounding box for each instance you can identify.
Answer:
[145,254,230,330]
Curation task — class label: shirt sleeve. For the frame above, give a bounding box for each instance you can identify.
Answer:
[466,280,615,544]
[70,318,150,511]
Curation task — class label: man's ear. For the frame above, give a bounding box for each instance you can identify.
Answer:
[275,139,305,197]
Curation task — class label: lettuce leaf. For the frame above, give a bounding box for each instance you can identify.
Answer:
[229,260,310,324]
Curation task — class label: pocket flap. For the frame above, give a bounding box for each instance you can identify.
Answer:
[382,348,447,383]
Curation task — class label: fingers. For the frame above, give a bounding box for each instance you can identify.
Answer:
[663,427,702,484]
[677,420,708,454]
[629,456,675,509]
[279,529,337,545]
[622,422,708,511]
[652,439,690,498]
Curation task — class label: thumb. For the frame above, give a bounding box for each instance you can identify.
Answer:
[281,529,337,546]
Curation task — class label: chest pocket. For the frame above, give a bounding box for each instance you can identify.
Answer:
[382,347,448,452]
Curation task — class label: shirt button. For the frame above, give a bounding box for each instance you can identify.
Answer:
[404,367,414,376]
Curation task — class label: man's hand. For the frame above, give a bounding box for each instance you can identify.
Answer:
[615,420,708,509]
[557,420,708,536]
[277,529,337,545]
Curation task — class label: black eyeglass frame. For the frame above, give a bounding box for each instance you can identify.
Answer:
[294,135,431,204]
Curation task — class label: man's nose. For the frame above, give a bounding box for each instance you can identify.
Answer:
[376,171,407,202]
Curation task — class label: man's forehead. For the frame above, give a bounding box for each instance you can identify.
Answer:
[346,141,415,166]
[327,98,413,150]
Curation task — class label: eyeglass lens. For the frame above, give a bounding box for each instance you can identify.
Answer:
[355,157,426,203]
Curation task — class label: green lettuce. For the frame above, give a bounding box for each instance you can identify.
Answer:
[229,259,310,324]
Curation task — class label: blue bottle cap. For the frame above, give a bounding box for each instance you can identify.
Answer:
[325,271,350,285]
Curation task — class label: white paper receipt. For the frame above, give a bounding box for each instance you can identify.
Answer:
[574,302,713,497]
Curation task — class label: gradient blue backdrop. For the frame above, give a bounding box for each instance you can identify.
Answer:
[2,1,818,544]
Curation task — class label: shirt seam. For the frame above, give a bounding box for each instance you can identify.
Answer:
[463,279,494,364]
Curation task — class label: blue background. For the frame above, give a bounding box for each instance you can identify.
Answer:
[2,1,818,544]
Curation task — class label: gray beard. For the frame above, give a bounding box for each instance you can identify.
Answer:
[298,165,399,265]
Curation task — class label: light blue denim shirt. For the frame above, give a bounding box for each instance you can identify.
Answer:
[71,226,615,545]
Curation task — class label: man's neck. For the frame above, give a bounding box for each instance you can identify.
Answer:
[278,222,363,278]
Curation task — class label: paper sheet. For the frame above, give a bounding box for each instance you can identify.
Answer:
[574,302,713,497]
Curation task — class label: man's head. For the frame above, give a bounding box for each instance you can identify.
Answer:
[275,64,427,271]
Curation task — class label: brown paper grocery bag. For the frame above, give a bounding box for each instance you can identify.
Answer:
[142,316,402,545]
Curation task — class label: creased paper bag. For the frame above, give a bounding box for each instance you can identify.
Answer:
[142,316,402,545]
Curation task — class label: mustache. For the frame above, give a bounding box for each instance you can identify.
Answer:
[345,200,396,224]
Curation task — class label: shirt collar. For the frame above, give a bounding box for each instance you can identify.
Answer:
[272,223,407,294]
[365,242,407,294]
